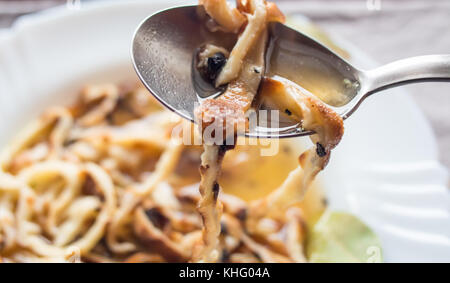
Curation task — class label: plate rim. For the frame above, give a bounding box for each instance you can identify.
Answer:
[0,0,448,262]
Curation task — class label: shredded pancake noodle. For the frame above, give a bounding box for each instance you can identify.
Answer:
[195,0,343,262]
[0,0,343,263]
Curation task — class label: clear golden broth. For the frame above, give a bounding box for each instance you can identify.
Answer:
[220,139,326,223]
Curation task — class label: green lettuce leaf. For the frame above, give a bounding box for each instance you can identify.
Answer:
[306,211,383,263]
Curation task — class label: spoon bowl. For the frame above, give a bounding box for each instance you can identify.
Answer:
[132,5,236,123]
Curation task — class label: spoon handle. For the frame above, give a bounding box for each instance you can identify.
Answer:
[365,54,450,94]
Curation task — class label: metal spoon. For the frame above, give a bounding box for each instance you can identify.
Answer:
[132,5,450,138]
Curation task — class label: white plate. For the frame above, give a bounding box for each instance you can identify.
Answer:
[0,0,448,262]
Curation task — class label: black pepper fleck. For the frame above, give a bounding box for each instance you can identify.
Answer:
[144,208,168,229]
[206,52,227,81]
[221,249,230,262]
[212,182,220,201]
[63,139,78,147]
[236,208,247,222]
[316,142,326,157]
[252,251,263,261]
[219,143,236,156]
[220,222,228,235]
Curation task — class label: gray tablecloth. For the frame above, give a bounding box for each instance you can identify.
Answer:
[1,0,449,170]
